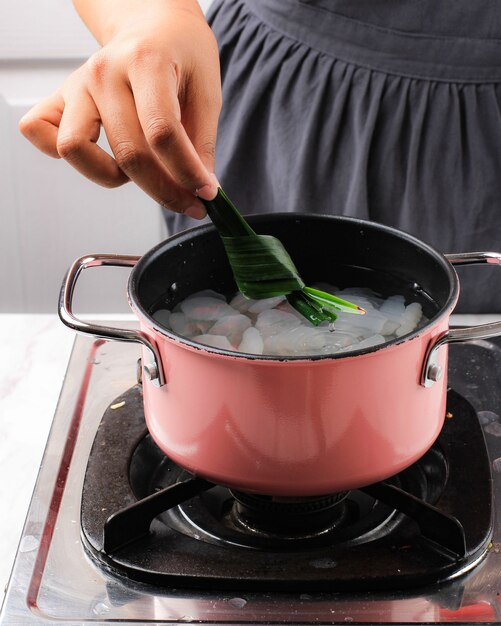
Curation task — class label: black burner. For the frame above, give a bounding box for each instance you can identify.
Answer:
[80,383,493,591]
[229,489,350,537]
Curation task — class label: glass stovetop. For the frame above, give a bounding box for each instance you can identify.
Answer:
[1,333,501,625]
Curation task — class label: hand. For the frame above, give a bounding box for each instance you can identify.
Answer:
[19,0,221,218]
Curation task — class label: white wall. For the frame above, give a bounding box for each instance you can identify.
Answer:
[0,0,213,313]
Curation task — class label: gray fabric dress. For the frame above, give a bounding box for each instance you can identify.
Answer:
[165,0,501,312]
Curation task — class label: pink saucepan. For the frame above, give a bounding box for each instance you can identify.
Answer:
[59,214,501,496]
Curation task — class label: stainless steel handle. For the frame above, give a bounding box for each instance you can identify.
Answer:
[421,252,501,387]
[58,254,165,386]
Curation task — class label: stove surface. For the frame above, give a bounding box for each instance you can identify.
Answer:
[1,332,501,625]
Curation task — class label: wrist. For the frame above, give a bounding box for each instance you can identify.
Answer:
[74,0,205,45]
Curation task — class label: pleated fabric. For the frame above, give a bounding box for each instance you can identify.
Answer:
[165,0,501,312]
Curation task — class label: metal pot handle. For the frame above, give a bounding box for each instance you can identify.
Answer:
[421,252,501,387]
[58,254,165,386]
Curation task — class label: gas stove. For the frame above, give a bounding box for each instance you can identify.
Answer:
[1,331,501,624]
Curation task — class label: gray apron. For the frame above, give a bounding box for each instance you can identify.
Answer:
[165,0,501,312]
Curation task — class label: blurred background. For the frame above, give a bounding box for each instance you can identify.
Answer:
[0,0,213,314]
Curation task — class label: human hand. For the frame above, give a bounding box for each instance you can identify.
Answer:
[19,0,221,218]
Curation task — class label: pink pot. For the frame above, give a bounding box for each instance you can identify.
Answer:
[60,215,501,496]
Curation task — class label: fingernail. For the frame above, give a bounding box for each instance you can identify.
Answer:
[196,173,220,201]
[185,203,207,220]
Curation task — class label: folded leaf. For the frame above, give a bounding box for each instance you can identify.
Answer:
[201,188,364,326]
[221,234,305,298]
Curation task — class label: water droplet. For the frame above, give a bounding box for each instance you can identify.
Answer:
[227,597,247,609]
[478,410,499,425]
[19,535,39,553]
[485,422,501,437]
[92,602,110,616]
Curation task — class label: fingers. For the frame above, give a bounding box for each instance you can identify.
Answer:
[19,47,221,216]
[181,66,222,190]
[19,89,128,189]
[19,93,64,158]
[129,60,219,200]
[56,89,129,188]
[94,73,207,216]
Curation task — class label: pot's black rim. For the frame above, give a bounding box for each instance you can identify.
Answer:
[128,213,459,362]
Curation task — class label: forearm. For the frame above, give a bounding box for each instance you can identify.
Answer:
[73,0,204,44]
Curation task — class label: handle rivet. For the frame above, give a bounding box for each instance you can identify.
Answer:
[427,364,443,382]
[143,363,158,382]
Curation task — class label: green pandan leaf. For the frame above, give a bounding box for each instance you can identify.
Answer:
[204,187,255,237]
[201,188,364,326]
[303,286,365,315]
[221,234,305,298]
[286,292,337,325]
